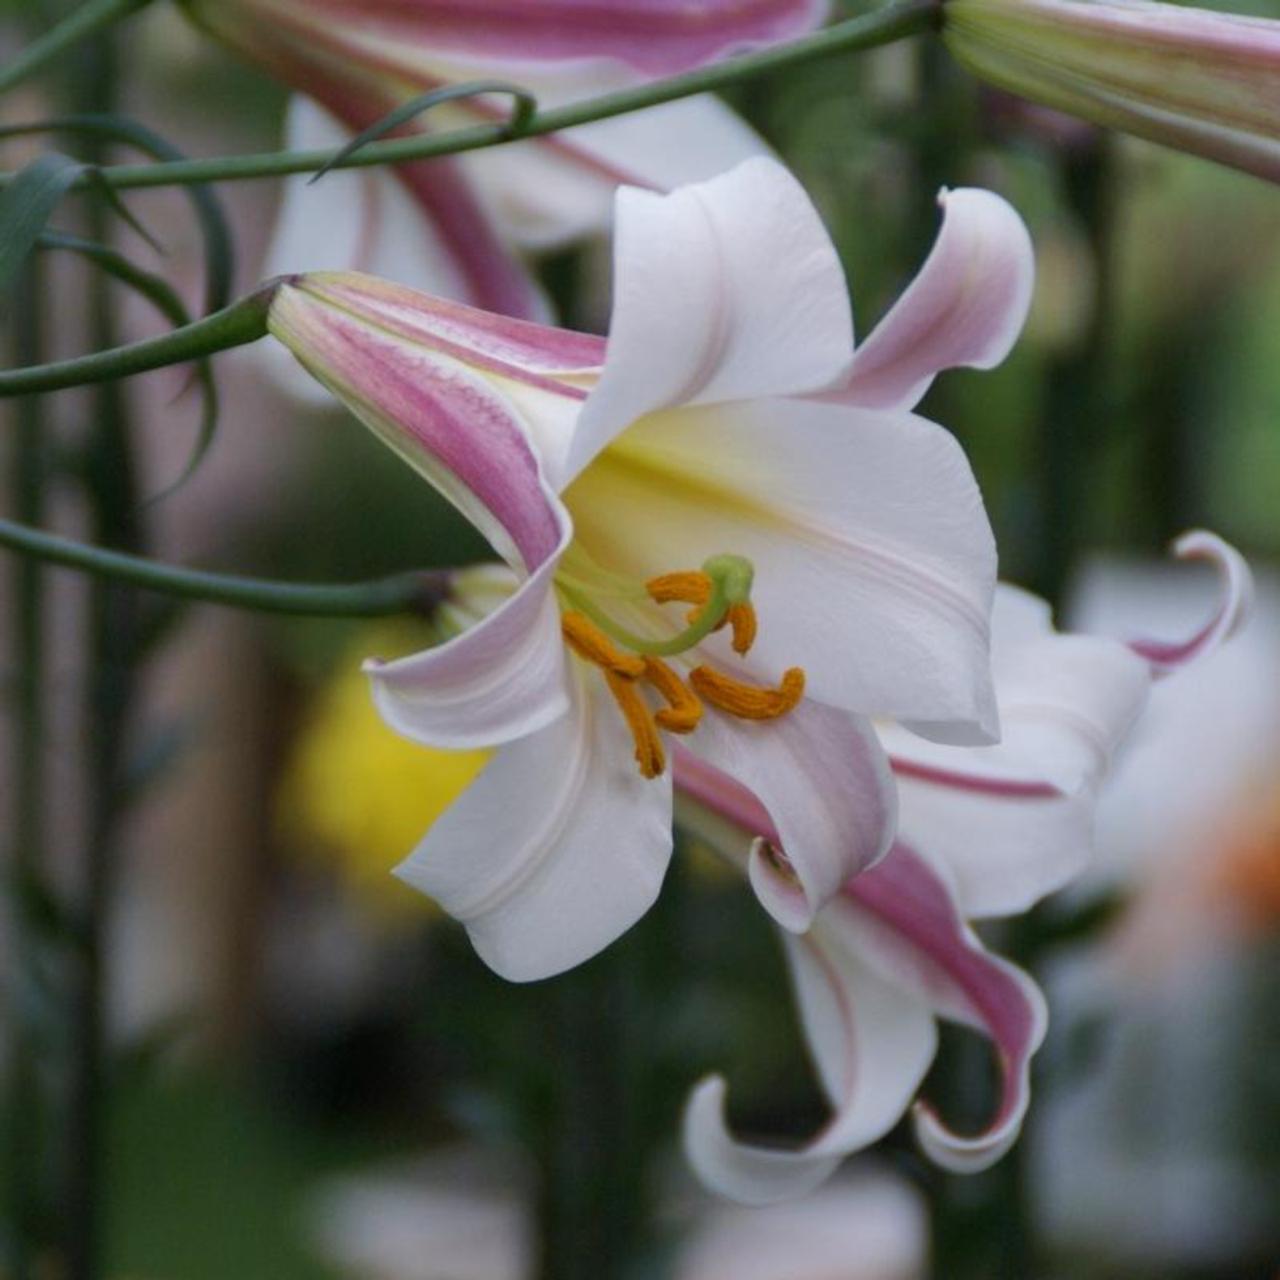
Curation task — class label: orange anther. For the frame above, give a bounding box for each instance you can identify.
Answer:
[646,570,711,607]
[688,665,805,721]
[562,611,645,679]
[727,602,758,656]
[642,657,703,734]
[604,670,666,778]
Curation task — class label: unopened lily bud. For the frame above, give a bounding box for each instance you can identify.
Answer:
[943,0,1280,182]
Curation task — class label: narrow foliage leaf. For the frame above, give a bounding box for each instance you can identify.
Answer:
[0,151,84,290]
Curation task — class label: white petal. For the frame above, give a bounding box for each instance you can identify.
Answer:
[265,97,475,296]
[675,700,896,932]
[683,930,936,1205]
[883,748,1093,919]
[564,157,854,480]
[567,397,998,740]
[396,668,674,981]
[263,95,549,322]
[841,845,1048,1172]
[879,583,1151,915]
[839,188,1034,412]
[463,94,771,251]
[1128,530,1254,675]
[366,552,570,751]
[258,96,476,407]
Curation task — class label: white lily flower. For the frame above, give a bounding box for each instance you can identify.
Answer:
[678,532,1253,1202]
[267,157,1035,982]
[182,0,825,317]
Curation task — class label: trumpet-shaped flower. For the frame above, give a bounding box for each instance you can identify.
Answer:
[944,0,1280,183]
[266,157,1035,982]
[679,532,1252,1202]
[182,0,826,318]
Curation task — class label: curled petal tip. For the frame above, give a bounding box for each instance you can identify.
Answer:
[840,183,1034,412]
[1128,530,1254,676]
[683,1074,842,1206]
[909,966,1048,1173]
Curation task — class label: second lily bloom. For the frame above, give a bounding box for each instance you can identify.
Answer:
[266,156,1035,982]
[182,0,827,317]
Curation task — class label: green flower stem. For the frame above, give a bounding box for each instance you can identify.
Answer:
[7,259,51,1280]
[0,0,939,192]
[0,286,274,398]
[0,0,155,100]
[0,517,451,617]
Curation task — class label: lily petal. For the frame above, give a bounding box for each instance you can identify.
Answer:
[395,667,674,981]
[244,20,547,320]
[237,0,829,78]
[839,188,1035,412]
[683,930,937,1205]
[1126,530,1254,676]
[463,92,774,251]
[366,552,570,751]
[885,752,1089,919]
[294,272,604,380]
[269,277,570,574]
[840,846,1048,1173]
[563,157,855,482]
[259,96,481,406]
[879,583,1150,915]
[567,396,998,740]
[674,699,896,932]
[266,95,492,304]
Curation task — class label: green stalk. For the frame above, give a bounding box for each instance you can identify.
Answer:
[0,0,941,192]
[0,288,274,398]
[6,261,52,1280]
[0,518,451,616]
[66,29,127,1276]
[0,0,155,99]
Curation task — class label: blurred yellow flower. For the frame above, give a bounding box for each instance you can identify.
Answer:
[278,623,490,918]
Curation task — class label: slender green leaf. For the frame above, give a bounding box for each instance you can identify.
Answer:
[0,114,234,311]
[0,151,84,290]
[35,230,219,493]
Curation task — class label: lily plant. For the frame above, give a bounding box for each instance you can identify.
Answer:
[180,0,828,317]
[678,532,1253,1200]
[266,156,1035,982]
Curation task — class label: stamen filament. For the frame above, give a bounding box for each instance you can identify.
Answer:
[642,657,703,733]
[604,669,666,779]
[689,665,805,720]
[562,611,645,678]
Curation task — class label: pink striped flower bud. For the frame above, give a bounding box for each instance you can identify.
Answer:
[945,0,1280,182]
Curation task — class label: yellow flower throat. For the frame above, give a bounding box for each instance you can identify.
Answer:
[557,555,805,780]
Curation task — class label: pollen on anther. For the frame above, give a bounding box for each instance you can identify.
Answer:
[727,603,758,655]
[642,657,702,734]
[604,669,666,778]
[689,665,805,721]
[646,570,711,608]
[562,611,645,679]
